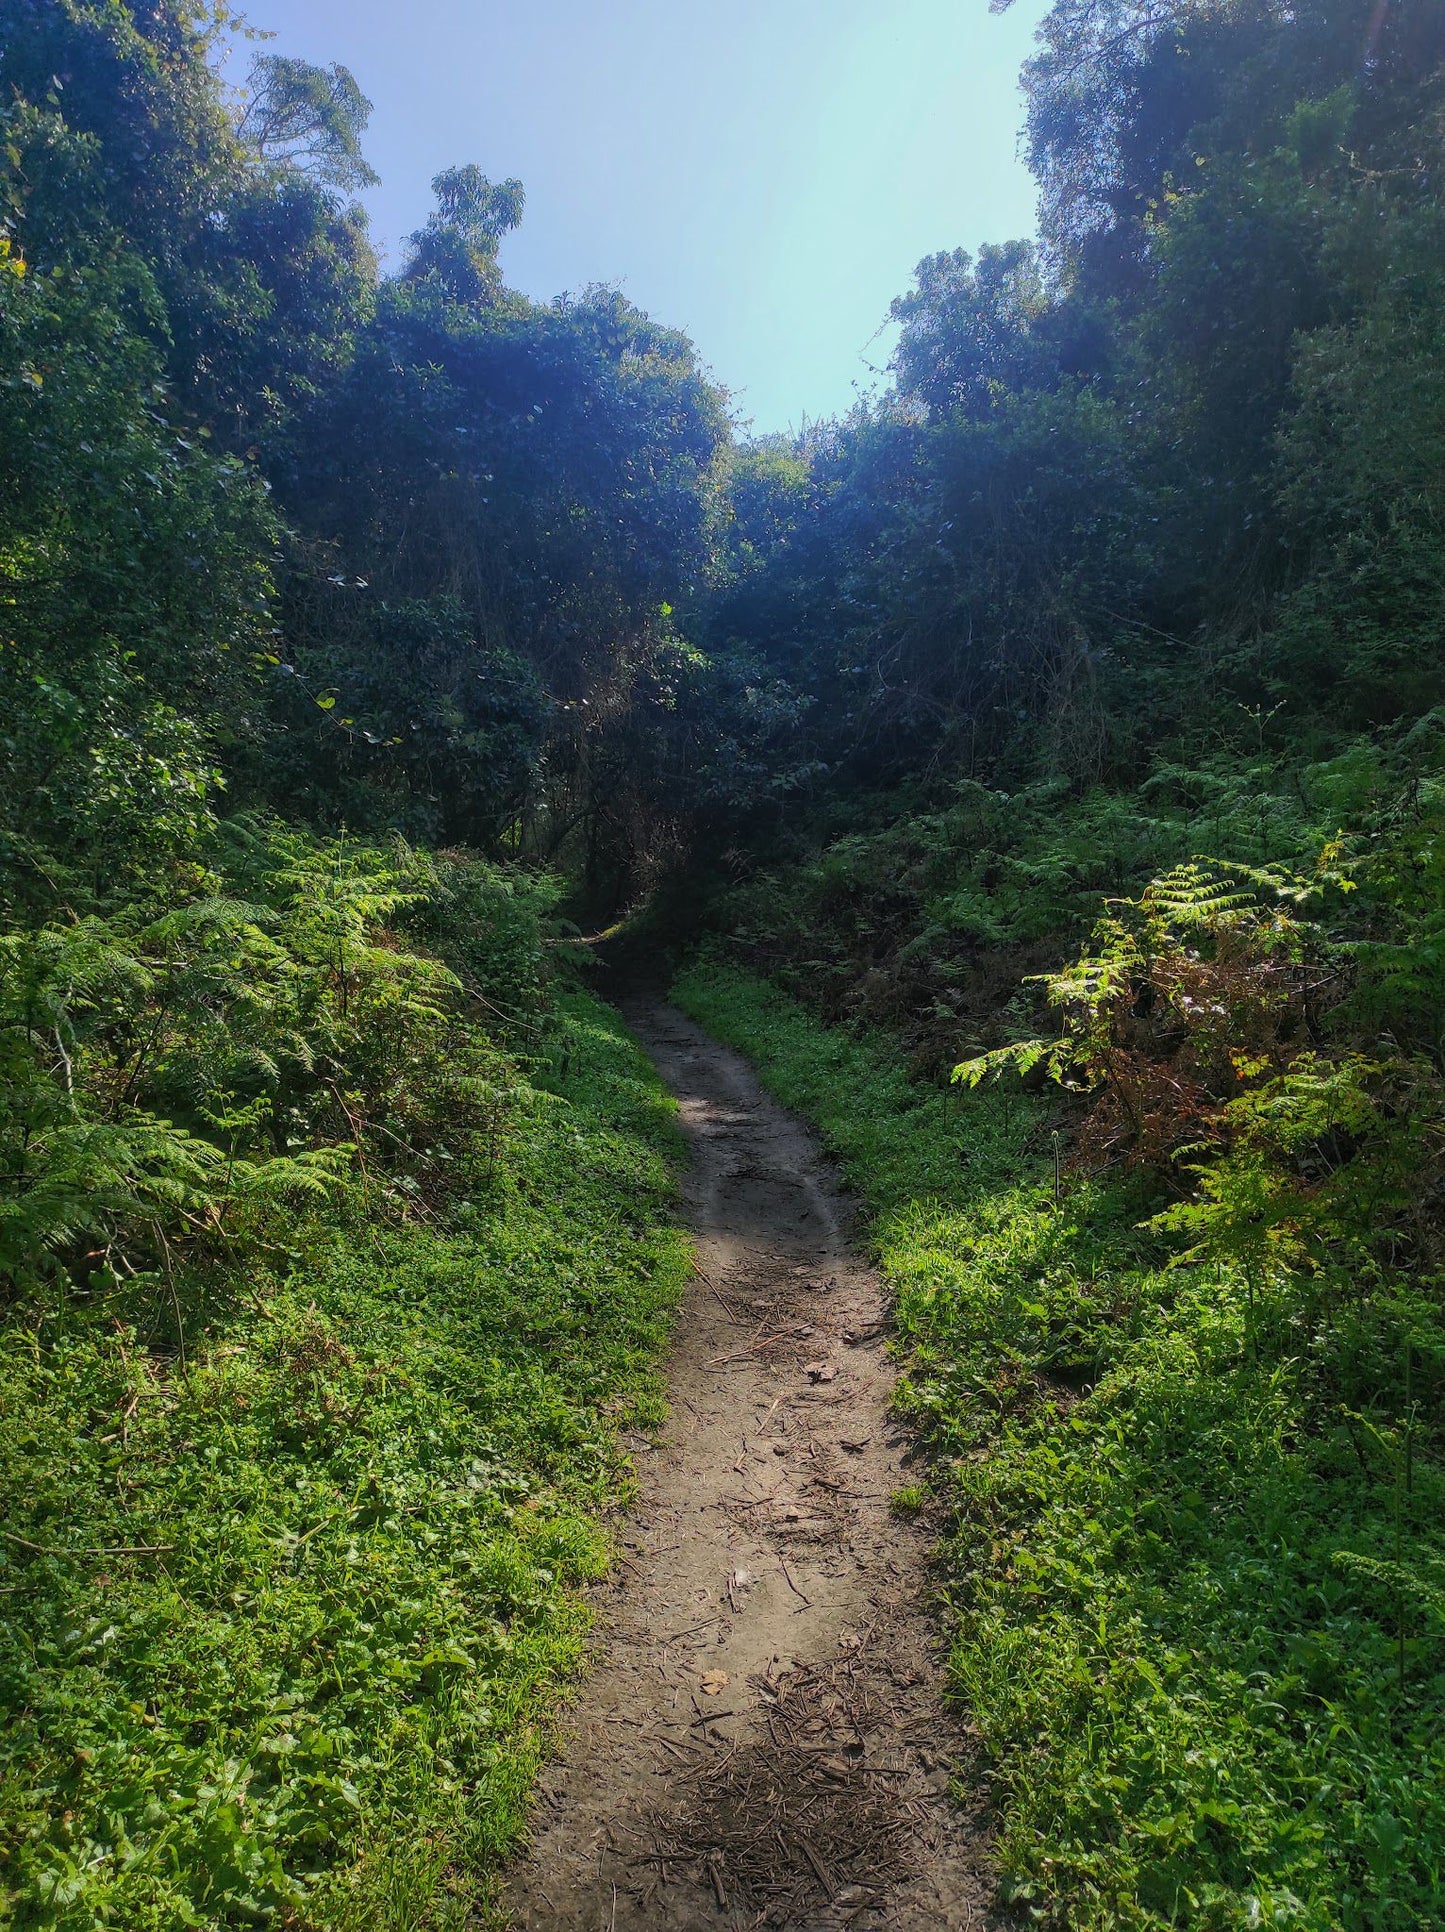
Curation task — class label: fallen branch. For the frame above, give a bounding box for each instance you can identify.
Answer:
[1,1528,173,1559]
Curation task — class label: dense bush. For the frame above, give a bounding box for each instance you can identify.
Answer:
[0,831,688,1928]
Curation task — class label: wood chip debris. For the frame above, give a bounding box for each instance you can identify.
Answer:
[639,1634,934,1916]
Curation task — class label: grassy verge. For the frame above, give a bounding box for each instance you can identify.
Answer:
[673,962,1444,1932]
[0,987,687,1932]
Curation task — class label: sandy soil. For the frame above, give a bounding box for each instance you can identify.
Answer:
[502,1001,995,1931]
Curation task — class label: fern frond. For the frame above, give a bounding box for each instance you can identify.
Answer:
[1143,861,1260,928]
[952,1036,1076,1088]
[233,1146,354,1202]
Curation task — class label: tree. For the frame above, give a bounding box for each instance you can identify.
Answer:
[405,166,526,306]
[891,242,1057,419]
[239,54,379,191]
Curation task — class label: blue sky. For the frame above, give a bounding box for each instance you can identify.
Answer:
[229,0,1049,432]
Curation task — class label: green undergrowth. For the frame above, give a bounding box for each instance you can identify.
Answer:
[701,732,1436,1063]
[0,984,688,1931]
[672,963,1445,1932]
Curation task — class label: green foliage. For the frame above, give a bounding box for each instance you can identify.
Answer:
[676,965,1445,1932]
[404,167,525,306]
[3,0,728,904]
[0,896,688,1928]
[0,823,575,1301]
[0,193,276,903]
[689,2,1445,819]
[271,270,726,875]
[8,1,1445,1927]
[260,594,549,846]
[0,30,720,1922]
[239,55,379,192]
[890,240,1055,419]
[953,859,1338,1172]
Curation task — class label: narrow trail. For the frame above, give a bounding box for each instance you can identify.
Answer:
[504,1002,994,1931]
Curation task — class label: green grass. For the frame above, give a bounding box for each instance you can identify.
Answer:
[0,989,688,1931]
[673,963,1445,1932]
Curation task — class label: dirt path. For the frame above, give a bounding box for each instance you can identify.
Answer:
[503,1002,994,1931]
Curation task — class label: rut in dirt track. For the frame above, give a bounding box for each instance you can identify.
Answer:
[503,1001,996,1931]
